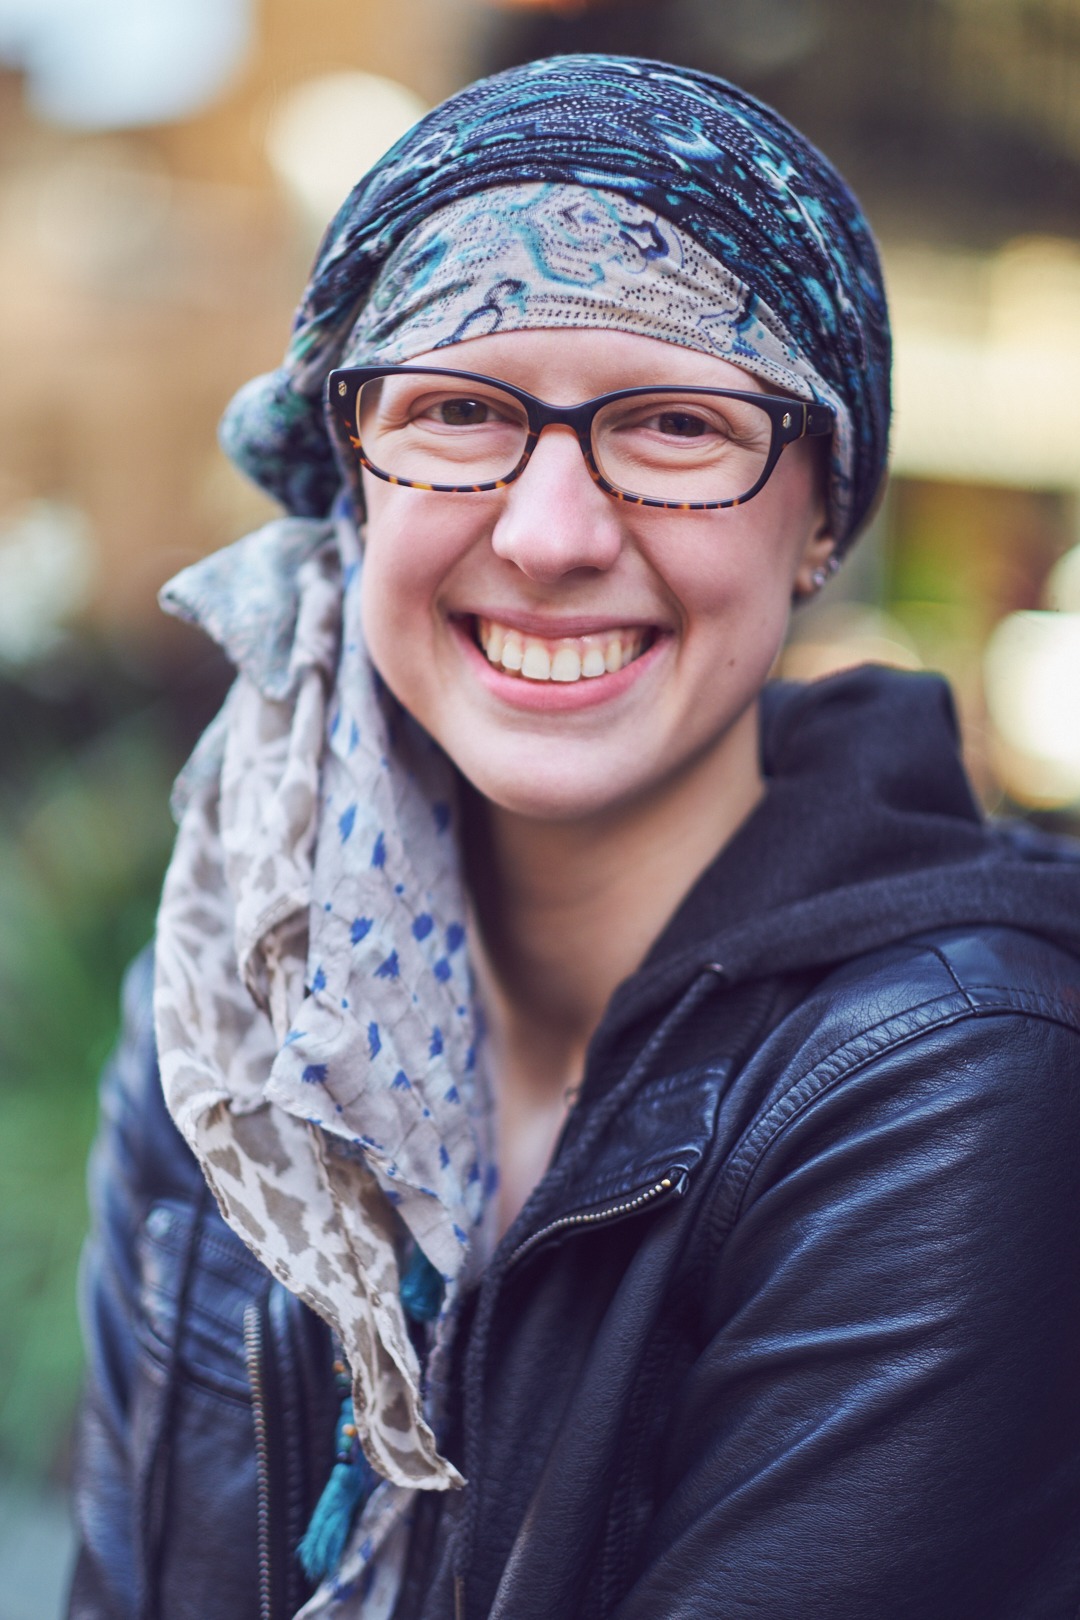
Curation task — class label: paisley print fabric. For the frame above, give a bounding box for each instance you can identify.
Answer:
[339,182,854,536]
[220,53,891,549]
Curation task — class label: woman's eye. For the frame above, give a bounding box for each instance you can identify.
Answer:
[428,397,493,426]
[651,411,710,438]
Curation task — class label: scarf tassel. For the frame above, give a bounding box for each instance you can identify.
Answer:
[298,1388,376,1583]
[298,1247,446,1584]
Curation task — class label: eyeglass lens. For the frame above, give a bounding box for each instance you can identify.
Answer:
[354,372,776,504]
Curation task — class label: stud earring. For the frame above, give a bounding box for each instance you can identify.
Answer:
[809,553,841,593]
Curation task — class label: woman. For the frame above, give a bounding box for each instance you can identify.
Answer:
[69,54,1080,1620]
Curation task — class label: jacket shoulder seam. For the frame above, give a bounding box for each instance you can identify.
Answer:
[709,987,1080,1237]
[923,941,978,1010]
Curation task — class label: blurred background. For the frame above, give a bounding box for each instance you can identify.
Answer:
[1,0,1079,1612]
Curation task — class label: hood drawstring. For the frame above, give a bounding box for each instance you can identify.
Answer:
[298,1245,445,1585]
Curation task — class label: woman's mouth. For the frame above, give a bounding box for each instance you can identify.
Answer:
[474,617,654,685]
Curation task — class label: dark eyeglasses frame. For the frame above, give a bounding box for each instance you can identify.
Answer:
[327,364,835,512]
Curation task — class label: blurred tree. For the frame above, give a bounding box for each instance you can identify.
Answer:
[0,640,229,1482]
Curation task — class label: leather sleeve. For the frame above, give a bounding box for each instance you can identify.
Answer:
[65,949,206,1619]
[613,997,1080,1619]
[65,952,329,1620]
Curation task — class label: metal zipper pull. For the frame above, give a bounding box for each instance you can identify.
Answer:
[508,1165,689,1267]
[454,1572,466,1620]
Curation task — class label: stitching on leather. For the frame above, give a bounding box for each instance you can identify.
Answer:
[134,1321,250,1412]
[145,1212,267,1281]
[135,1325,252,1406]
[963,984,1080,1019]
[925,942,978,1010]
[709,991,1080,1241]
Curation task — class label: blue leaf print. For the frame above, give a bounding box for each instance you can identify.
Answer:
[412,914,434,941]
[375,950,399,980]
[338,804,357,842]
[371,832,386,868]
[302,1064,329,1084]
[351,916,373,945]
[368,1021,381,1059]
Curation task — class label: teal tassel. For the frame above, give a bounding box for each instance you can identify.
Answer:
[399,1243,445,1324]
[298,1248,443,1585]
[298,1386,375,1583]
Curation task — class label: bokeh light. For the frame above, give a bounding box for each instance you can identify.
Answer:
[1046,544,1080,614]
[888,235,1080,493]
[0,500,96,665]
[984,610,1080,806]
[0,0,254,128]
[265,72,428,233]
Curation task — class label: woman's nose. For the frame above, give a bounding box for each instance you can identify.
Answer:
[489,426,624,583]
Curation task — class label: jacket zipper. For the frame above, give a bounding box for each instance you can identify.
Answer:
[507,1165,689,1268]
[244,1303,275,1620]
[450,1164,692,1613]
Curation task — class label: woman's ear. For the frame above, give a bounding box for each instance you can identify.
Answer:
[792,520,837,600]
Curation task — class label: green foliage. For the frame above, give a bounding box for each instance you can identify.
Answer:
[0,703,177,1484]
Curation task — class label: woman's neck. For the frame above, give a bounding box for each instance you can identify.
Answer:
[464,699,765,1101]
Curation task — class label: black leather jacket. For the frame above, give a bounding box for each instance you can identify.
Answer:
[68,671,1080,1619]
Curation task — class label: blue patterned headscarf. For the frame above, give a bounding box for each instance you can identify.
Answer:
[221,54,891,549]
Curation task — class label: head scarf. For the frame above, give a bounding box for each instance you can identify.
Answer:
[221,53,891,549]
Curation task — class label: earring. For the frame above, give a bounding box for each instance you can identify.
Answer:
[810,553,841,592]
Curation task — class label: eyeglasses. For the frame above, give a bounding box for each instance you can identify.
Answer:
[326,364,835,512]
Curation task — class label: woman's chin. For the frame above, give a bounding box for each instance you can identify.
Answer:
[455,754,649,826]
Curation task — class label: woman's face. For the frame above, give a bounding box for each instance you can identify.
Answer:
[359,327,833,824]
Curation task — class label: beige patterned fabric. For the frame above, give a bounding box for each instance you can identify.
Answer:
[154,513,497,1611]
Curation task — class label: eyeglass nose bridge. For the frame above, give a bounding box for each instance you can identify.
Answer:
[506,396,607,493]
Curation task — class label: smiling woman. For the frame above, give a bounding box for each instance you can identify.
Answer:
[354,329,830,830]
[67,53,1080,1620]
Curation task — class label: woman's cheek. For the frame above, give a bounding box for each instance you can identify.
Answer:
[359,510,463,727]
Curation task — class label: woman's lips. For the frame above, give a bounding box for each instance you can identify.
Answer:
[475,616,652,684]
[450,614,667,712]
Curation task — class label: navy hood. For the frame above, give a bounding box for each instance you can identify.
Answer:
[596,664,1080,1054]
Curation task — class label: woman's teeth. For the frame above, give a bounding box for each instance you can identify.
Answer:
[476,618,649,683]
